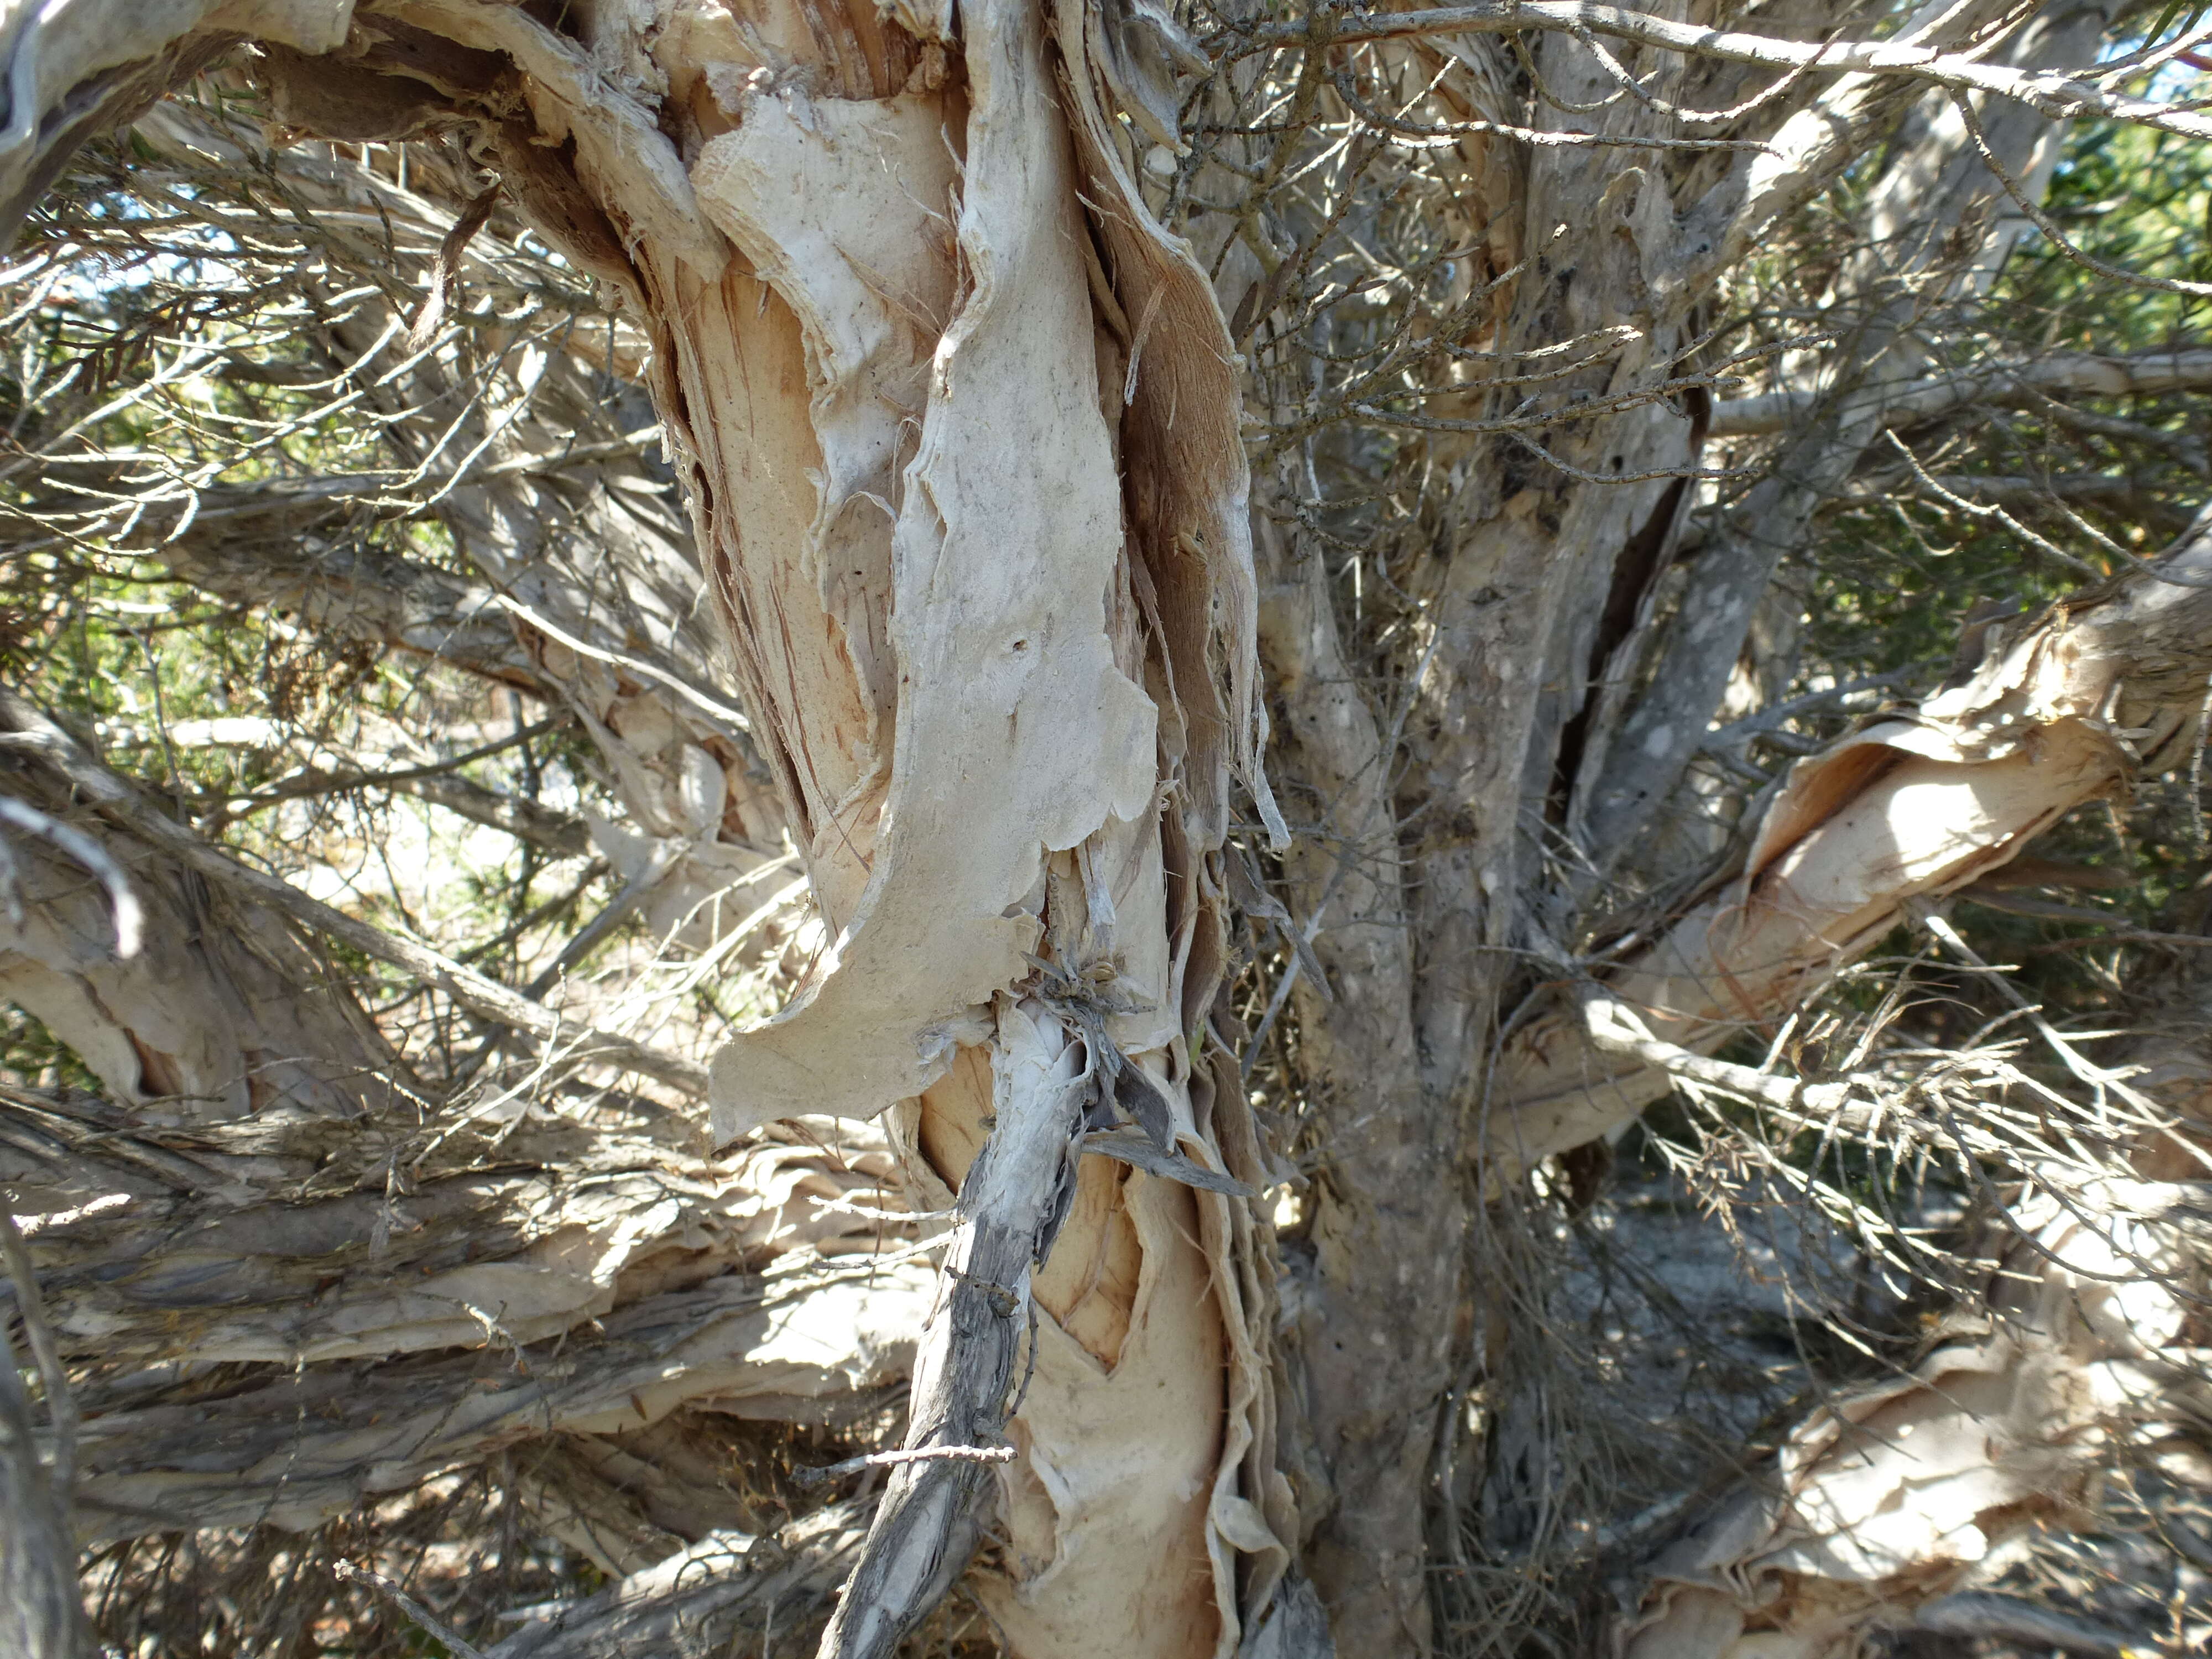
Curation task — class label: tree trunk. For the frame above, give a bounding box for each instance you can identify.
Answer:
[11,2,1303,1655]
[2,1,2206,1657]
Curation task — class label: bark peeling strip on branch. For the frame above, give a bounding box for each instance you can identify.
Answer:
[1623,1166,2192,1656]
[1083,1125,1260,1194]
[1707,348,2212,439]
[694,0,1164,1139]
[1498,516,2212,1181]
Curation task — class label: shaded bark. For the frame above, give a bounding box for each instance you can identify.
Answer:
[1614,927,2212,1657]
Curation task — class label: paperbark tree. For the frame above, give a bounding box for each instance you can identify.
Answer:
[2,2,2210,1658]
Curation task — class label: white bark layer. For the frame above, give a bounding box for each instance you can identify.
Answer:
[1499,518,2212,1177]
[1620,1175,2190,1658]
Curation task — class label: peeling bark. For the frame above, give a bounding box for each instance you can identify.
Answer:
[1498,512,2212,1176]
[1620,1173,2192,1658]
[1614,938,2212,1657]
[0,712,927,1587]
[816,998,1083,1658]
[3,1,2204,1656]
[71,1261,931,1541]
[12,0,1299,1646]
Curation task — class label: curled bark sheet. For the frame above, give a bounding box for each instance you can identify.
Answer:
[1495,515,2212,1178]
[596,0,1293,1648]
[701,0,1158,1138]
[1616,959,2212,1658]
[1047,0,1283,855]
[1616,1177,2191,1658]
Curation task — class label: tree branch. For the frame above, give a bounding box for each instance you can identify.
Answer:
[1710,348,2212,438]
[814,998,1085,1659]
[1228,2,2209,140]
[484,1502,872,1659]
[1500,508,2212,1177]
[0,688,707,1098]
[1577,0,2105,861]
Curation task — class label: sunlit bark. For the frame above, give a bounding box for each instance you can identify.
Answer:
[1,1,2205,1656]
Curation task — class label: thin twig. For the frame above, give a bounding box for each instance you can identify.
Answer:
[0,688,707,1097]
[332,1559,488,1659]
[791,1444,1017,1489]
[1225,2,2212,143]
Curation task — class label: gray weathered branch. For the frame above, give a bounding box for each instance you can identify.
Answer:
[1229,1,2204,140]
[488,1501,873,1659]
[1709,347,2212,438]
[0,688,708,1097]
[814,997,1084,1659]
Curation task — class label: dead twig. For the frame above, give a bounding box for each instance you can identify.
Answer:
[333,1559,489,1659]
[791,1444,1016,1489]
